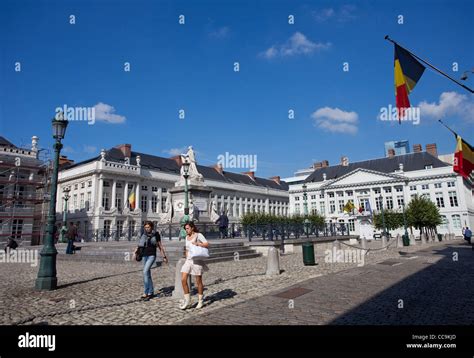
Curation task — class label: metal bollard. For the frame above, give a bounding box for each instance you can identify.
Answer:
[266,246,280,275]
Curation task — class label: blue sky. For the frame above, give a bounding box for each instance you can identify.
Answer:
[1,0,473,178]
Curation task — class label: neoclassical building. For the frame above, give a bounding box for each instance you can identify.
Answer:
[57,144,289,240]
[288,149,473,239]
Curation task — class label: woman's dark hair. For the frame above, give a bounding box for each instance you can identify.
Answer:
[144,221,154,229]
[184,221,199,233]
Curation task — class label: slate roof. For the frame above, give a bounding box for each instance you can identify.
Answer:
[0,136,17,148]
[64,147,289,191]
[305,152,449,183]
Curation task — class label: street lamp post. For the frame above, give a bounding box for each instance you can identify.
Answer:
[302,183,310,236]
[179,157,191,240]
[402,201,409,244]
[60,187,71,243]
[35,115,68,290]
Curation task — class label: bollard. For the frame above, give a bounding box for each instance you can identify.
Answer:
[421,233,426,245]
[397,234,403,248]
[172,258,192,299]
[360,237,367,250]
[409,234,416,246]
[266,246,280,275]
[381,235,387,250]
[332,239,342,251]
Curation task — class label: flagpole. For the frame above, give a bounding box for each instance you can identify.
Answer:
[385,35,474,94]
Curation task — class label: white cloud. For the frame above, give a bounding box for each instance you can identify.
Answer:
[93,102,126,124]
[311,107,359,134]
[63,146,75,154]
[313,5,357,22]
[163,147,188,156]
[83,145,97,154]
[209,26,230,39]
[418,91,474,122]
[260,32,331,59]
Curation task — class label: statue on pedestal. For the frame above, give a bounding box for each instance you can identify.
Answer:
[176,146,204,186]
[159,192,173,224]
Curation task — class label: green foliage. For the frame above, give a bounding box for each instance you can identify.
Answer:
[373,210,404,231]
[406,195,442,232]
[240,212,325,227]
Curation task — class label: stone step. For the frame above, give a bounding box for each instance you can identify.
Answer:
[203,252,262,264]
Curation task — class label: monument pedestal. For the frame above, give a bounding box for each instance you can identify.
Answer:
[169,184,213,224]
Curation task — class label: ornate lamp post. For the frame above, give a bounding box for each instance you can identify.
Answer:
[179,157,191,240]
[35,114,68,290]
[379,194,386,237]
[60,187,71,243]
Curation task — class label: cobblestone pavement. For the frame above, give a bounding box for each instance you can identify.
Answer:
[178,239,474,325]
[0,238,464,325]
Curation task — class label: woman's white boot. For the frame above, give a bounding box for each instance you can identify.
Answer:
[196,294,204,309]
[179,294,192,310]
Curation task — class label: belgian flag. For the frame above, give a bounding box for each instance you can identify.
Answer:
[454,135,474,180]
[128,186,136,210]
[394,44,426,122]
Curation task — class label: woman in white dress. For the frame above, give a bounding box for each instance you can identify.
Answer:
[179,221,209,310]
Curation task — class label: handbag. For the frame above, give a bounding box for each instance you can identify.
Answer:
[188,235,209,259]
[135,238,148,262]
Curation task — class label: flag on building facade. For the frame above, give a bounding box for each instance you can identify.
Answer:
[453,134,474,179]
[343,200,355,213]
[393,44,426,122]
[128,186,136,210]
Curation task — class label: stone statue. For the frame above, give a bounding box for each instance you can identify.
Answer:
[177,146,204,185]
[159,192,173,224]
[209,200,219,222]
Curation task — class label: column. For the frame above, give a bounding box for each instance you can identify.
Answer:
[158,187,162,214]
[98,174,104,208]
[239,197,243,217]
[111,180,117,209]
[123,181,129,210]
[233,196,237,217]
[135,183,140,211]
[265,198,270,213]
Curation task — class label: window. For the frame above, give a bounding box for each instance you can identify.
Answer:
[11,219,23,239]
[337,192,344,197]
[397,196,404,208]
[395,187,403,192]
[161,197,167,212]
[435,193,445,208]
[346,191,353,196]
[319,202,326,215]
[162,187,167,193]
[88,181,92,187]
[295,196,300,201]
[375,196,383,211]
[434,183,442,189]
[86,192,91,211]
[452,215,461,229]
[348,219,355,232]
[128,184,133,189]
[311,195,317,200]
[74,184,78,190]
[421,184,429,190]
[386,197,393,210]
[117,220,124,236]
[103,181,110,187]
[73,194,78,211]
[116,194,122,210]
[329,201,336,214]
[384,187,392,194]
[410,185,417,191]
[319,193,325,199]
[141,185,148,191]
[359,198,369,211]
[103,220,111,237]
[152,186,158,192]
[439,216,449,230]
[152,196,158,212]
[328,192,334,198]
[0,185,4,199]
[425,165,433,169]
[81,182,85,189]
[448,191,458,207]
[116,182,122,188]
[447,181,455,188]
[80,193,84,209]
[338,200,345,212]
[373,188,381,194]
[295,203,300,214]
[102,193,109,210]
[140,195,147,211]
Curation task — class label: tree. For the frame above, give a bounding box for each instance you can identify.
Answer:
[373,210,404,232]
[406,195,442,236]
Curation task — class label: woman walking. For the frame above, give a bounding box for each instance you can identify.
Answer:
[135,221,168,301]
[179,221,209,310]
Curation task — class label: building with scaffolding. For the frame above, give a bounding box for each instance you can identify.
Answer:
[0,136,50,245]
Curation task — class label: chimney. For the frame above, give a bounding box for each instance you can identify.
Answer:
[399,163,404,172]
[214,163,224,175]
[341,156,349,166]
[243,171,255,180]
[59,156,74,167]
[413,144,422,153]
[321,160,329,168]
[426,143,438,157]
[323,173,327,181]
[388,148,395,158]
[31,136,39,152]
[170,155,183,166]
[269,176,281,185]
[115,144,131,158]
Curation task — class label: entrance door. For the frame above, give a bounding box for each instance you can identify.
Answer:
[359,217,374,240]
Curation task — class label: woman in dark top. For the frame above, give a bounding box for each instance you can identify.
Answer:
[135,221,168,301]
